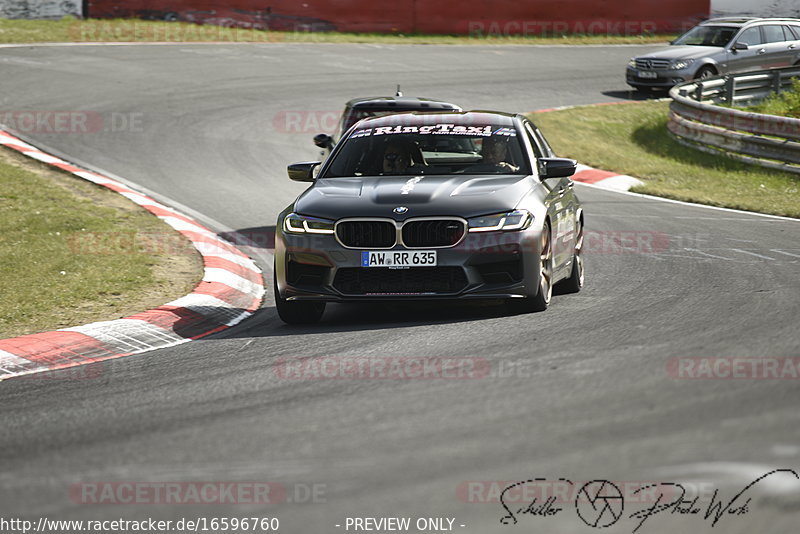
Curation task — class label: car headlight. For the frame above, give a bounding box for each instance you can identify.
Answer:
[283,213,335,234]
[669,58,694,70]
[628,58,637,68]
[467,210,532,233]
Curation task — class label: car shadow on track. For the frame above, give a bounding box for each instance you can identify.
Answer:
[219,299,531,339]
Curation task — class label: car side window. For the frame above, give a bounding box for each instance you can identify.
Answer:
[786,25,800,40]
[737,27,764,46]
[523,123,544,159]
[763,25,786,43]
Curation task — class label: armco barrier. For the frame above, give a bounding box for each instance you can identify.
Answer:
[668,67,800,174]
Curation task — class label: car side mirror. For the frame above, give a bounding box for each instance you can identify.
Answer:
[287,161,321,182]
[537,158,577,179]
[313,133,334,149]
[732,42,748,51]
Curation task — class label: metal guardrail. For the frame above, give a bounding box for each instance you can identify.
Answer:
[668,67,800,174]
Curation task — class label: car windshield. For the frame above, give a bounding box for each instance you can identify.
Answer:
[673,25,739,47]
[322,122,530,178]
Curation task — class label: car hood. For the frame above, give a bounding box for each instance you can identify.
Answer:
[640,45,723,61]
[294,174,535,220]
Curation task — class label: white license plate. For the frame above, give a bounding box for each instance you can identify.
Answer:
[361,250,437,268]
[637,70,657,79]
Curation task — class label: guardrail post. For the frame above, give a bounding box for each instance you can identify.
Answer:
[724,76,734,106]
[695,82,703,103]
[773,70,782,94]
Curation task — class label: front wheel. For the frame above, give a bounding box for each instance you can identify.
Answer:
[555,217,584,294]
[695,66,716,80]
[273,268,326,325]
[506,222,552,314]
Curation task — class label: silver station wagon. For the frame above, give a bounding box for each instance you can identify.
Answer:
[626,17,800,91]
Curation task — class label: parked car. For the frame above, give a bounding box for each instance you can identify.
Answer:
[312,89,461,157]
[276,111,584,324]
[626,17,800,91]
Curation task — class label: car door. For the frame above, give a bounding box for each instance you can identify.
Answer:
[729,26,767,73]
[524,122,574,269]
[532,122,578,266]
[784,25,800,64]
[760,24,795,69]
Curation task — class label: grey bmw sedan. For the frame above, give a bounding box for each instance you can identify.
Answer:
[274,111,584,324]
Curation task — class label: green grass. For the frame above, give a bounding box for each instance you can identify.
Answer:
[0,17,674,45]
[530,101,800,218]
[0,149,201,338]
[746,78,800,118]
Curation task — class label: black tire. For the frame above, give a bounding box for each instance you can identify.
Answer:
[164,12,179,22]
[506,222,552,314]
[555,217,584,294]
[695,66,716,80]
[273,267,326,325]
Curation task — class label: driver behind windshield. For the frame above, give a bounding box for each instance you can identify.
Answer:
[475,136,519,172]
[382,139,414,174]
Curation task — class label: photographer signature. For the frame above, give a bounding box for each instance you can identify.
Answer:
[498,469,798,532]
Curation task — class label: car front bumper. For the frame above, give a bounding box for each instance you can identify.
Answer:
[274,225,546,302]
[625,66,690,89]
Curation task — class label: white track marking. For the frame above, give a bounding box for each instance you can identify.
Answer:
[202,268,265,298]
[73,171,114,184]
[772,249,800,258]
[158,216,216,236]
[730,248,776,260]
[0,350,47,375]
[23,151,63,164]
[684,248,749,262]
[65,319,189,353]
[576,182,800,222]
[166,294,237,310]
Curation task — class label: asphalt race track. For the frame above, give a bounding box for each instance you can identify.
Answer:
[1,43,799,533]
